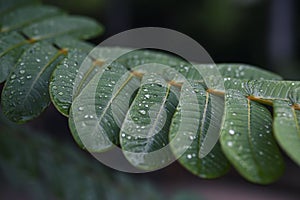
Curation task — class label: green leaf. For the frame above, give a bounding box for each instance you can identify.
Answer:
[0,5,64,33]
[69,62,140,151]
[120,73,179,170]
[118,50,203,81]
[22,15,103,41]
[51,36,93,51]
[0,0,39,15]
[50,49,90,116]
[217,64,282,80]
[223,79,300,102]
[169,81,230,178]
[0,31,28,83]
[220,90,284,184]
[244,80,299,100]
[1,41,65,122]
[273,100,300,165]
[50,47,130,116]
[0,15,102,83]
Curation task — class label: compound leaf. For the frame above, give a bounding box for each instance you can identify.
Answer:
[50,47,130,116]
[69,62,140,151]
[0,31,28,83]
[1,41,65,122]
[220,90,284,184]
[120,73,179,170]
[0,0,39,15]
[169,81,230,178]
[273,100,300,165]
[0,5,63,33]
[217,64,282,80]
[22,15,103,41]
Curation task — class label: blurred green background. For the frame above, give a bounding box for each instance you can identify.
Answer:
[45,0,300,80]
[1,0,300,199]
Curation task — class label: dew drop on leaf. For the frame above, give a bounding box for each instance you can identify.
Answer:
[78,107,84,111]
[229,130,235,135]
[139,110,146,115]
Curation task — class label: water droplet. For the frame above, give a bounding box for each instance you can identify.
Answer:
[232,112,237,116]
[78,107,84,111]
[229,130,235,135]
[84,115,89,119]
[26,75,32,79]
[121,133,126,138]
[144,94,150,99]
[58,92,63,96]
[10,74,16,79]
[139,110,146,115]
[19,70,25,74]
[227,141,233,147]
[36,58,41,63]
[187,154,192,159]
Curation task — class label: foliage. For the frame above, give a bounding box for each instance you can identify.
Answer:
[0,0,299,185]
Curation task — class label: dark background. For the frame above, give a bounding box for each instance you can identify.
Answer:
[46,0,300,80]
[3,0,300,199]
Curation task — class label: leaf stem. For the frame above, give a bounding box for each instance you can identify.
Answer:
[129,70,300,111]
